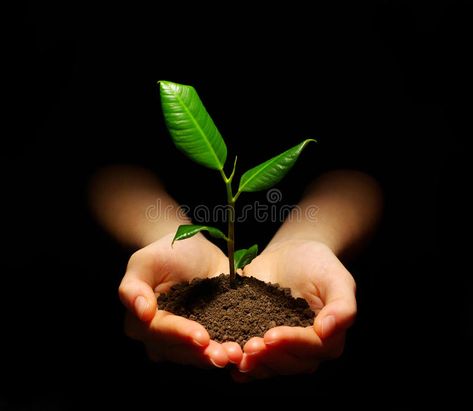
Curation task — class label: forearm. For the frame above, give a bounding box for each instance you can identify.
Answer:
[267,170,383,257]
[89,165,189,248]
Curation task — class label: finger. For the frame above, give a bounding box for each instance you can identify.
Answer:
[245,332,321,375]
[222,342,243,364]
[314,270,357,340]
[119,248,161,322]
[157,339,228,368]
[257,348,316,375]
[237,354,276,379]
[241,337,320,377]
[243,337,266,356]
[264,326,323,357]
[238,353,253,373]
[203,340,229,368]
[119,277,157,322]
[148,310,210,347]
[266,325,346,359]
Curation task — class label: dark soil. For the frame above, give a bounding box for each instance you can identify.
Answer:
[157,274,315,347]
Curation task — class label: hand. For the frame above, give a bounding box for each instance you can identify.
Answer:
[118,233,243,368]
[233,240,357,381]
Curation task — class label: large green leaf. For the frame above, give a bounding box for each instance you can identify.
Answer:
[234,244,258,270]
[171,224,228,245]
[159,81,227,170]
[238,139,316,192]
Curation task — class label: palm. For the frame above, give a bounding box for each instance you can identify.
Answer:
[244,240,347,313]
[148,233,229,294]
[233,239,357,380]
[120,234,242,368]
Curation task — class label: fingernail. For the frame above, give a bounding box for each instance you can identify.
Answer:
[245,351,260,357]
[209,357,225,369]
[264,331,278,345]
[134,296,149,320]
[238,356,251,373]
[321,315,336,339]
[246,340,265,355]
[191,330,207,347]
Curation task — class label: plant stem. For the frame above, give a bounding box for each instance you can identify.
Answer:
[223,176,236,286]
[221,158,237,287]
[227,196,236,286]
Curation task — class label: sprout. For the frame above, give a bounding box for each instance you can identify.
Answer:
[159,80,315,287]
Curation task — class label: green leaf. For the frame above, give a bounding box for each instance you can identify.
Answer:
[172,224,228,245]
[234,244,258,270]
[238,139,316,192]
[159,81,227,170]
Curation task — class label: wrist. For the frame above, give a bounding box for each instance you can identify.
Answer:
[265,231,342,256]
[263,237,334,257]
[139,217,192,248]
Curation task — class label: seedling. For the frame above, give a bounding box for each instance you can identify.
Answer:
[159,81,315,287]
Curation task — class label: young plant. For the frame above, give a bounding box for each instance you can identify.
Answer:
[159,81,315,287]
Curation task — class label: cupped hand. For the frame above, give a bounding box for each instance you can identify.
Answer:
[118,233,243,368]
[233,240,357,381]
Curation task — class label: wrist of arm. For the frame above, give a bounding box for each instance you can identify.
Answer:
[89,165,191,248]
[266,170,382,257]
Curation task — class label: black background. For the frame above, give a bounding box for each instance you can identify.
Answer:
[2,1,471,409]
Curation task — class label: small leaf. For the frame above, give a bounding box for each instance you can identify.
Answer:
[234,244,258,270]
[172,224,228,245]
[238,139,316,192]
[159,81,227,170]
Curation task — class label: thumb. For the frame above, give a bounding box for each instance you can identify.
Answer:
[314,274,357,340]
[118,276,157,322]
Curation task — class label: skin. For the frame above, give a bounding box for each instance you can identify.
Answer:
[90,166,382,378]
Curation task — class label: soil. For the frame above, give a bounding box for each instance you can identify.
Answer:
[157,274,315,347]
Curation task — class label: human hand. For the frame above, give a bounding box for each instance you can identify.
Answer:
[233,240,357,381]
[118,233,243,368]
